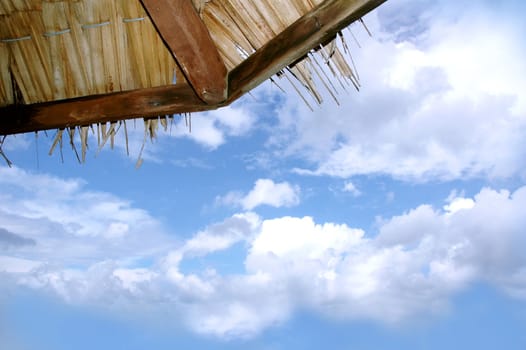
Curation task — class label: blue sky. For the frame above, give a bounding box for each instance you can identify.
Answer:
[1,0,526,348]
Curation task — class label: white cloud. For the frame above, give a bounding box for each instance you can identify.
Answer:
[1,134,31,152]
[174,212,261,259]
[248,216,363,260]
[3,170,526,337]
[275,2,526,181]
[2,1,526,340]
[0,256,42,273]
[176,103,255,149]
[342,181,361,196]
[177,271,291,338]
[246,186,526,323]
[113,268,158,293]
[242,179,300,210]
[211,105,255,136]
[177,114,225,149]
[218,179,301,210]
[443,197,475,214]
[0,166,175,267]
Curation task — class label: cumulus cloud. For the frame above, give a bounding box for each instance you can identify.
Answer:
[2,1,526,340]
[276,1,526,181]
[192,186,526,331]
[3,176,526,337]
[443,197,475,214]
[217,179,301,210]
[176,104,256,149]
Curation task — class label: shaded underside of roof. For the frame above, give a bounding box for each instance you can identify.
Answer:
[0,0,386,135]
[1,0,179,105]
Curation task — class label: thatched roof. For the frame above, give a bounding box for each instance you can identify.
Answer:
[0,0,386,137]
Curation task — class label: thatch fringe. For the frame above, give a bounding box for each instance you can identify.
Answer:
[0,1,372,166]
[41,114,184,167]
[202,0,365,107]
[0,135,13,167]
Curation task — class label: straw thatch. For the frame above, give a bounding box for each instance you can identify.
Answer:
[1,0,179,105]
[0,0,371,108]
[0,0,386,163]
[201,0,361,106]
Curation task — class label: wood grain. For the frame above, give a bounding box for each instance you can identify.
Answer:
[140,0,227,104]
[0,84,216,135]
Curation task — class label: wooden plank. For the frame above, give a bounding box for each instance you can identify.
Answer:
[228,0,386,101]
[0,84,216,135]
[140,0,227,104]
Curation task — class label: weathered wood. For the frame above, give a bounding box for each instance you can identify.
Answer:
[0,84,216,135]
[228,0,387,101]
[0,0,386,135]
[140,0,227,104]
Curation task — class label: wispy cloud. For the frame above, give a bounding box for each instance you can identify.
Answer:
[0,166,176,267]
[342,181,362,197]
[217,178,301,210]
[0,228,36,249]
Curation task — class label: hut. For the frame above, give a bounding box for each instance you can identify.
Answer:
[0,0,386,150]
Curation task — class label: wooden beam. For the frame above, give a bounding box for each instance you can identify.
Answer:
[0,84,216,135]
[228,0,387,100]
[0,0,387,135]
[140,0,227,104]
